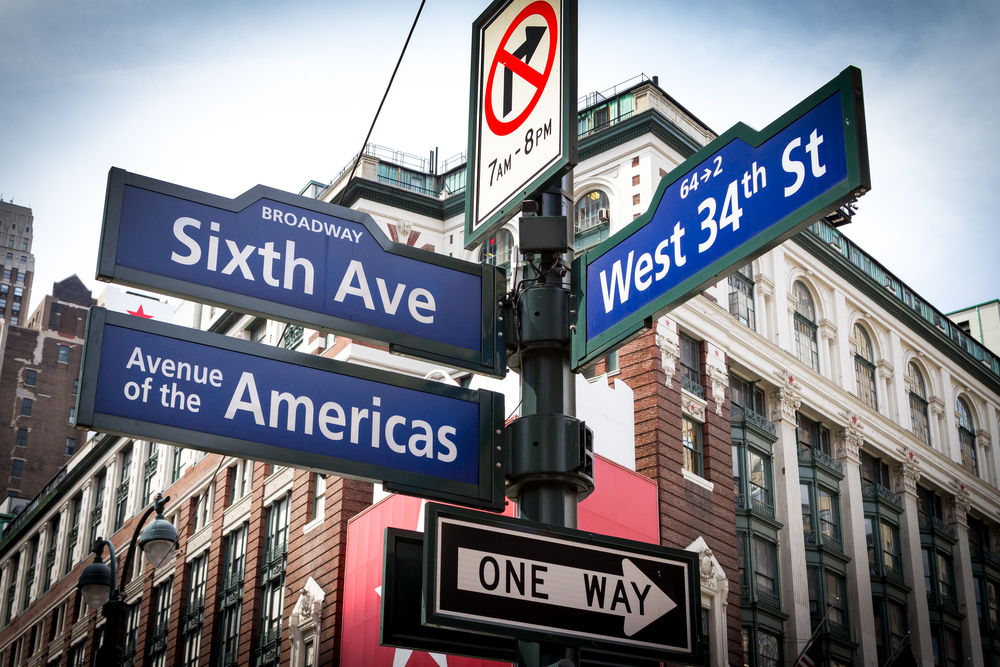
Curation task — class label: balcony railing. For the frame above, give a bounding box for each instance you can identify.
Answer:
[750,496,775,520]
[730,404,777,437]
[797,445,844,475]
[0,465,67,539]
[861,480,903,511]
[376,174,439,197]
[681,376,704,399]
[808,220,1000,380]
[756,587,781,611]
[918,512,957,540]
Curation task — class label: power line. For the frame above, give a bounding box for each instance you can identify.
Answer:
[337,0,427,207]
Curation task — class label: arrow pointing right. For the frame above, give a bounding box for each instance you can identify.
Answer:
[456,548,676,636]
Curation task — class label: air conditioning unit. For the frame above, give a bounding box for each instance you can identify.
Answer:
[597,208,610,222]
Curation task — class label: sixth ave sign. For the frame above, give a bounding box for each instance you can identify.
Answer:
[422,503,701,662]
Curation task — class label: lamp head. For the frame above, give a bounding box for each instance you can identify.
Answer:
[139,493,178,569]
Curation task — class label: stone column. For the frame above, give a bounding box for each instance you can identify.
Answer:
[948,486,984,667]
[766,373,812,647]
[835,413,878,666]
[892,450,933,664]
[877,360,894,421]
[819,320,837,383]
[929,397,946,456]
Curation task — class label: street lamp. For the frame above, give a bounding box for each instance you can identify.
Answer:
[78,492,178,667]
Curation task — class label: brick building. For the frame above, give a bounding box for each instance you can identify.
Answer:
[0,275,94,501]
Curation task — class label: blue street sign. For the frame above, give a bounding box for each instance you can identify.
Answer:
[98,169,506,377]
[75,308,507,511]
[572,67,870,370]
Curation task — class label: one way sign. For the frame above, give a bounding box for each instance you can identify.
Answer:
[423,503,701,663]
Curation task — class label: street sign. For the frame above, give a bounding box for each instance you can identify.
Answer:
[465,0,577,249]
[572,66,870,370]
[74,308,507,511]
[422,503,701,663]
[98,168,506,377]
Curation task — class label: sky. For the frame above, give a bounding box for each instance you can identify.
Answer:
[2,0,999,320]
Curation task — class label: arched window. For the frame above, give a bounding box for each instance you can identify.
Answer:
[908,362,931,445]
[574,190,610,250]
[479,228,514,276]
[792,281,819,372]
[854,324,877,410]
[957,397,978,476]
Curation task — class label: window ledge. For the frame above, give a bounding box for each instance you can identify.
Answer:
[682,467,715,492]
[303,514,324,535]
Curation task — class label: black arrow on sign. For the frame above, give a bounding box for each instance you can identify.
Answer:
[503,25,547,118]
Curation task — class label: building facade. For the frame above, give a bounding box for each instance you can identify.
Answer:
[1,74,999,667]
[0,201,35,328]
[0,275,94,501]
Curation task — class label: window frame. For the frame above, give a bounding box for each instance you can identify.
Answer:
[791,280,820,372]
[681,417,703,477]
[728,263,756,330]
[853,323,878,409]
[957,397,978,476]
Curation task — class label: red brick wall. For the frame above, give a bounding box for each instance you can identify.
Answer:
[616,328,742,667]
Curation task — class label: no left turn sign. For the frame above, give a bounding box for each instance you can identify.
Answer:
[465,0,577,250]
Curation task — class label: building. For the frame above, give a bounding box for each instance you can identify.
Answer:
[0,201,35,328]
[0,275,94,501]
[948,300,1000,357]
[2,73,1000,667]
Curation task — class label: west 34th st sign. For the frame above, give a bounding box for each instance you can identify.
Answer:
[98,168,506,377]
[74,308,507,510]
[572,66,871,370]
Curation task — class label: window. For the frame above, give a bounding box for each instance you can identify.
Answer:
[15,429,27,448]
[42,515,59,592]
[747,450,771,512]
[114,445,133,532]
[171,446,183,484]
[73,379,78,395]
[9,315,17,326]
[854,324,878,409]
[65,495,82,575]
[753,538,777,596]
[2,268,9,280]
[230,460,251,503]
[282,325,303,350]
[796,412,831,456]
[881,521,901,574]
[90,472,107,547]
[801,484,812,533]
[728,263,756,330]
[192,487,211,533]
[68,407,75,424]
[58,345,69,363]
[20,398,32,416]
[957,397,978,475]
[574,190,610,249]
[818,488,840,543]
[792,281,820,372]
[69,642,85,667]
[182,553,208,667]
[730,375,766,417]
[259,497,290,666]
[4,555,20,626]
[888,600,907,650]
[937,552,955,602]
[681,418,703,476]
[142,443,157,507]
[149,577,172,667]
[945,627,962,667]
[679,335,701,390]
[312,473,326,521]
[989,579,999,625]
[11,460,24,478]
[905,362,931,444]
[24,370,35,387]
[826,572,847,626]
[65,437,76,456]
[219,525,248,667]
[123,600,141,664]
[478,229,514,275]
[757,630,779,667]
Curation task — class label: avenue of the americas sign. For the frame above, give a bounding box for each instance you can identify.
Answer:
[422,503,701,662]
[465,0,578,249]
[572,66,870,370]
[74,308,507,511]
[98,168,506,377]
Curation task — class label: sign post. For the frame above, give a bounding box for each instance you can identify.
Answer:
[465,0,577,249]
[572,66,870,370]
[98,168,506,377]
[75,308,507,511]
[422,503,701,663]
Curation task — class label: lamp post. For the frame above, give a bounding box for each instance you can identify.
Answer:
[78,492,178,667]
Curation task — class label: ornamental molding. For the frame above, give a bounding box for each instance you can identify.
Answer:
[892,444,922,497]
[754,272,774,297]
[928,395,946,415]
[877,359,894,380]
[977,429,992,449]
[708,366,728,417]
[682,395,707,423]
[834,410,864,465]
[818,318,837,340]
[686,536,729,603]
[394,219,412,240]
[947,480,972,529]
[766,370,802,423]
[290,576,325,633]
[656,316,680,389]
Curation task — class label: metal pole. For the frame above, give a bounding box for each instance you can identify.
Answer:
[511,171,588,667]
